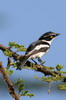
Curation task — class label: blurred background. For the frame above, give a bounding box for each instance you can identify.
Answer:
[0,0,66,100]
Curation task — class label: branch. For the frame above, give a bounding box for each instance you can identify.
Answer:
[0,62,20,100]
[0,44,20,60]
[0,44,66,82]
[26,61,66,82]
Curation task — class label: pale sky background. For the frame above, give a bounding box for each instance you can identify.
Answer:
[0,0,66,100]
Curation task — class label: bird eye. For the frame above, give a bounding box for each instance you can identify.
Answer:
[50,36,54,39]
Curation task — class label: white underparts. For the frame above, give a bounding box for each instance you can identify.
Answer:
[29,52,46,59]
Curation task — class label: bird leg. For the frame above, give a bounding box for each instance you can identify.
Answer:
[31,58,37,65]
[38,58,43,65]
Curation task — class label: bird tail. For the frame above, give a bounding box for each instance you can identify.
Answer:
[17,55,29,70]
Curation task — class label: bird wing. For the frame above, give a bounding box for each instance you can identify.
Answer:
[28,47,50,55]
[26,40,50,54]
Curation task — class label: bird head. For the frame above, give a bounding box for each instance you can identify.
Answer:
[39,31,60,41]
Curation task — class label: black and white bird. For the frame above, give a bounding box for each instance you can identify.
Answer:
[18,31,60,69]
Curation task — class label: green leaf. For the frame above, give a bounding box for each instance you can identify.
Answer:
[26,93,34,98]
[49,67,54,70]
[21,90,34,98]
[9,42,23,48]
[9,42,26,51]
[14,78,24,86]
[5,69,13,75]
[3,49,12,56]
[8,61,21,68]
[22,90,29,95]
[18,84,25,93]
[58,84,66,90]
[17,47,26,51]
[14,78,34,97]
[56,64,64,71]
[42,76,64,83]
[42,77,53,83]
[12,62,18,68]
[14,78,25,93]
[52,76,64,81]
[34,76,39,80]
[60,71,66,74]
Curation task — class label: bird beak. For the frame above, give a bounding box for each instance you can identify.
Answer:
[55,33,60,37]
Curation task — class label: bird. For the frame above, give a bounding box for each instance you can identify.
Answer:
[17,31,60,70]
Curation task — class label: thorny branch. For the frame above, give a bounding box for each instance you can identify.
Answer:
[0,44,66,82]
[0,62,20,100]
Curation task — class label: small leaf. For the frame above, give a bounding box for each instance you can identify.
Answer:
[3,49,12,56]
[17,47,26,52]
[34,76,39,79]
[8,62,21,68]
[42,77,53,83]
[5,69,13,75]
[56,64,64,71]
[18,84,25,93]
[26,93,34,98]
[9,42,26,51]
[49,67,54,70]
[60,71,66,74]
[14,78,25,93]
[58,84,66,90]
[21,90,29,96]
[9,42,23,48]
[14,78,24,86]
[21,90,34,98]
[42,76,64,83]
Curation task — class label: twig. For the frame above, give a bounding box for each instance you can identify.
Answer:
[0,44,20,60]
[0,62,20,100]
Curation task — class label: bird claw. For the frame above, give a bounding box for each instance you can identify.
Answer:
[40,61,46,66]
